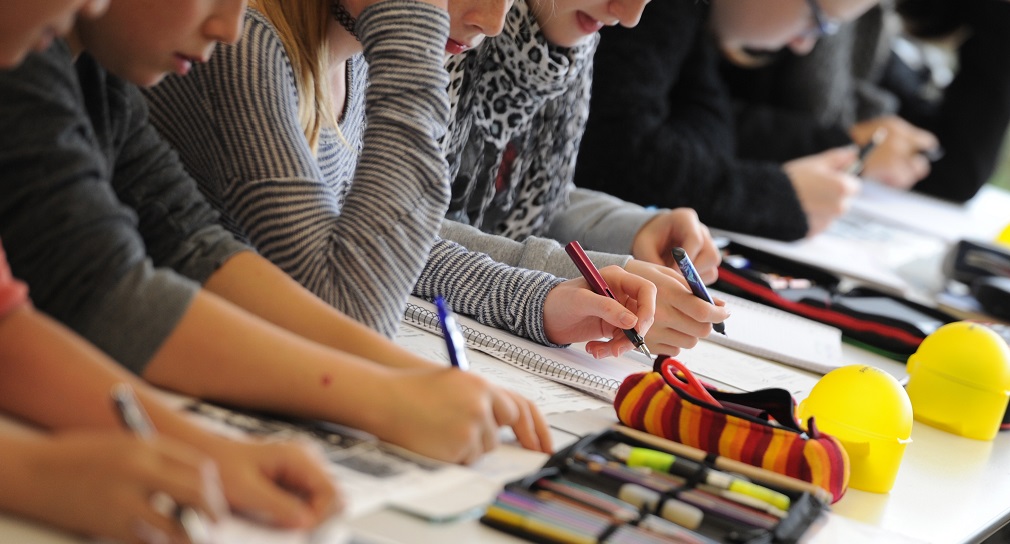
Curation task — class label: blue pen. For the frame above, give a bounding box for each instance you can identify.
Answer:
[435,296,470,370]
[671,247,726,335]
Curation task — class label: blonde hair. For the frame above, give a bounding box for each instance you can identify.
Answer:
[249,0,337,152]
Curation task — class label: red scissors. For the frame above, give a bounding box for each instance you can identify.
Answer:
[658,356,722,407]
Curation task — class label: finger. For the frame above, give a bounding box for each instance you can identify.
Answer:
[505,392,542,453]
[910,154,931,183]
[603,267,657,334]
[271,443,343,521]
[826,146,860,169]
[147,447,226,524]
[586,336,633,359]
[527,399,554,454]
[132,501,188,544]
[231,469,316,529]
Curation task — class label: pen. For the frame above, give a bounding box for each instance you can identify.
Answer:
[110,383,211,544]
[670,247,725,335]
[848,127,886,176]
[564,241,652,359]
[609,443,791,512]
[435,296,470,370]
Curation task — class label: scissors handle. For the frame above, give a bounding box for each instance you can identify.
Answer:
[659,357,722,407]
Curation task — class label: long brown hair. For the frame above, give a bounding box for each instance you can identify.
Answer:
[249,0,337,152]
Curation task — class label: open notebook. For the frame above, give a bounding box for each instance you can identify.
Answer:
[403,298,652,401]
[707,289,845,375]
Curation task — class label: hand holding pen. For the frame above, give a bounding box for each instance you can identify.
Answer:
[566,241,654,359]
[111,383,216,544]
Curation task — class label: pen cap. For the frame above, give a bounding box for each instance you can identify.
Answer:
[906,321,1010,441]
[797,365,912,494]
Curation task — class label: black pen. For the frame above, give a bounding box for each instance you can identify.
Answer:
[848,127,887,176]
[671,247,725,335]
[435,296,470,370]
[110,383,211,544]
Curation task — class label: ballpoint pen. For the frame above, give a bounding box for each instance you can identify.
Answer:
[848,127,887,176]
[110,383,211,544]
[435,296,470,370]
[671,247,725,335]
[564,241,652,359]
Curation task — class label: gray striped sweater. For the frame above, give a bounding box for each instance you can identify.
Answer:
[145,1,561,344]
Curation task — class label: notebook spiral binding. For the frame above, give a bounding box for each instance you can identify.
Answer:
[404,302,621,399]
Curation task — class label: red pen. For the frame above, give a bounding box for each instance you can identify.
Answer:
[565,241,652,359]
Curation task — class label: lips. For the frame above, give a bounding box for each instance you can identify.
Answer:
[445,38,470,55]
[576,11,605,35]
[173,53,204,76]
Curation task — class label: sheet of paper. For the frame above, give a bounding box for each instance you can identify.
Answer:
[706,289,844,374]
[672,341,822,402]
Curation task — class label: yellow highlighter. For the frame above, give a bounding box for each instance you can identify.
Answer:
[610,443,791,512]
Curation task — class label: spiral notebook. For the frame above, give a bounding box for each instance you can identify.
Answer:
[402,298,653,401]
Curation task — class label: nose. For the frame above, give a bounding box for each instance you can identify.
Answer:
[466,0,511,38]
[204,0,247,44]
[610,0,651,28]
[78,0,111,18]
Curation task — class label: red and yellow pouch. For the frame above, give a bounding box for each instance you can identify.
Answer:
[615,356,850,503]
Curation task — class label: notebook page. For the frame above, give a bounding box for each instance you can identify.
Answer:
[706,290,844,375]
[402,297,653,401]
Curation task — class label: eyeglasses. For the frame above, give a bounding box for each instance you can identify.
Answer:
[804,0,841,39]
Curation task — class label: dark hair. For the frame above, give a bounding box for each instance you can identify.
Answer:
[895,0,962,39]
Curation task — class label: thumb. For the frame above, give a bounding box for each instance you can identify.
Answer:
[823,146,860,169]
[588,293,639,335]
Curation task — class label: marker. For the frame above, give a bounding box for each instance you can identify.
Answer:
[671,247,725,335]
[435,296,469,370]
[616,483,704,530]
[610,443,790,512]
[848,127,887,176]
[565,241,653,359]
[111,384,212,544]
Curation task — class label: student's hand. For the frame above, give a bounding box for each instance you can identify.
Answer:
[381,368,552,463]
[198,435,342,529]
[623,260,730,356]
[783,147,862,237]
[851,116,938,189]
[631,208,721,284]
[542,265,657,357]
[17,431,226,544]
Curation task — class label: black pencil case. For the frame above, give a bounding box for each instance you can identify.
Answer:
[480,427,828,544]
[715,241,956,359]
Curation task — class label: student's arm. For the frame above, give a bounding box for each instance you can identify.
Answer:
[906,0,1010,202]
[0,305,339,527]
[143,2,451,338]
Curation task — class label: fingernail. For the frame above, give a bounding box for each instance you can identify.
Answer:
[619,312,636,327]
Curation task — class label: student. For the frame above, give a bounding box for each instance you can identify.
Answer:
[0,0,554,466]
[0,1,338,540]
[143,0,659,360]
[574,0,879,240]
[722,0,1010,203]
[440,0,732,356]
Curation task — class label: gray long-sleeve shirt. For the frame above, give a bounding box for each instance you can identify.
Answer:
[0,41,248,373]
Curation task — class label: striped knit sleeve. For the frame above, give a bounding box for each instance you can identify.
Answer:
[146,1,451,338]
[414,238,565,347]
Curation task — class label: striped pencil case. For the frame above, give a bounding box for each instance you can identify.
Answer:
[614,356,850,503]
